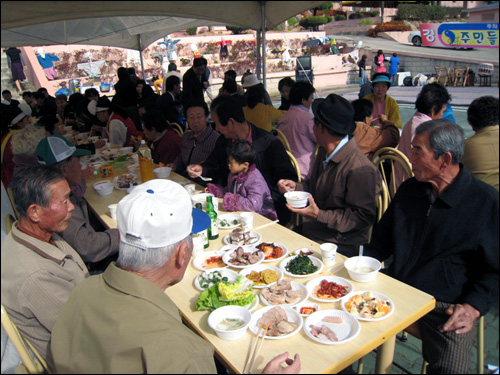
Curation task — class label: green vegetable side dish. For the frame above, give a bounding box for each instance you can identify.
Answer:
[285,254,318,275]
[219,218,240,227]
[196,276,255,311]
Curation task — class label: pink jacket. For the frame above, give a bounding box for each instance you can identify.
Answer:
[277,106,317,180]
[207,164,278,220]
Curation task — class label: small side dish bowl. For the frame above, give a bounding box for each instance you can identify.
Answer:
[344,256,381,283]
[284,191,310,208]
[207,305,251,340]
[93,181,114,196]
[294,302,320,317]
[153,166,172,179]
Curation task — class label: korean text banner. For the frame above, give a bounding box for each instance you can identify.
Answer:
[419,23,499,49]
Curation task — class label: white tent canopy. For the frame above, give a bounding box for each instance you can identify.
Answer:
[1,1,327,87]
[1,1,327,50]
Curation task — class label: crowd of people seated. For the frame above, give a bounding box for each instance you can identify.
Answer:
[1,60,498,374]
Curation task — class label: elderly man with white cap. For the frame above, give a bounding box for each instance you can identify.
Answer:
[51,180,300,374]
[278,94,381,257]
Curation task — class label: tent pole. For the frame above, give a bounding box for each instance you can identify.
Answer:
[261,1,267,90]
[138,35,146,80]
[256,30,261,79]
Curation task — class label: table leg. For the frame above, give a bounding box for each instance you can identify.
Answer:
[375,335,396,374]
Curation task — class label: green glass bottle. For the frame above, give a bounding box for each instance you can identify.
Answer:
[206,196,219,240]
[195,203,209,248]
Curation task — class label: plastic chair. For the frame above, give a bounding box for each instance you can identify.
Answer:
[434,66,451,86]
[285,150,302,228]
[286,150,301,183]
[371,147,413,202]
[480,169,499,190]
[273,128,292,153]
[452,66,469,87]
[7,187,20,220]
[170,122,184,137]
[4,214,15,234]
[478,63,494,87]
[1,304,50,374]
[367,179,389,242]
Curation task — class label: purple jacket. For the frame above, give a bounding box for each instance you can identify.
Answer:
[207,164,278,220]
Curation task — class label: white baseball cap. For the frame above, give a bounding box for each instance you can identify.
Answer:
[242,74,261,88]
[117,180,210,250]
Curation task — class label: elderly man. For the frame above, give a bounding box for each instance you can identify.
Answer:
[1,164,89,367]
[50,180,300,374]
[278,94,381,257]
[365,119,499,374]
[461,96,499,189]
[36,134,120,268]
[186,95,297,225]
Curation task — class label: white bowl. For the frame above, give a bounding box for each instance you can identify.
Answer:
[294,302,320,317]
[93,181,114,196]
[344,256,382,283]
[284,191,310,208]
[153,166,172,179]
[207,305,251,340]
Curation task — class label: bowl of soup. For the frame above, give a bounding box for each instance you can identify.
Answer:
[344,256,381,283]
[207,305,251,340]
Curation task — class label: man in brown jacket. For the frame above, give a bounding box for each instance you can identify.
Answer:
[278,94,381,256]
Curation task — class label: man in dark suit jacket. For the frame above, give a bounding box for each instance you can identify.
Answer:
[181,57,208,109]
[157,75,183,125]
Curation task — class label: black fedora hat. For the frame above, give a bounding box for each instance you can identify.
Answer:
[312,94,355,135]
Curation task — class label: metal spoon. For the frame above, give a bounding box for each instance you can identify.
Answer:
[192,171,212,182]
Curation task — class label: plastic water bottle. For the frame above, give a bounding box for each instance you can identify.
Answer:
[138,140,154,182]
[206,196,219,240]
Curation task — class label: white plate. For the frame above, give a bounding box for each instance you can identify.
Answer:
[194,268,239,291]
[306,276,354,303]
[244,296,259,312]
[222,248,265,269]
[192,251,227,271]
[223,231,262,247]
[260,281,309,307]
[238,265,283,289]
[249,306,303,340]
[304,309,361,345]
[113,174,137,190]
[255,242,289,263]
[293,248,316,256]
[341,291,395,322]
[217,214,241,230]
[279,255,324,278]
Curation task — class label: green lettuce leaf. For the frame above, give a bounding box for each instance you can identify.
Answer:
[195,277,256,311]
[218,276,254,302]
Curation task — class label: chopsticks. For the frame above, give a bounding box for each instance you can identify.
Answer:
[243,322,270,374]
[252,220,279,231]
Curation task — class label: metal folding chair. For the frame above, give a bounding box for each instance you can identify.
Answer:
[1,304,51,374]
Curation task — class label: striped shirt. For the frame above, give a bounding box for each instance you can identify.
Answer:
[0,222,88,367]
[173,125,220,172]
